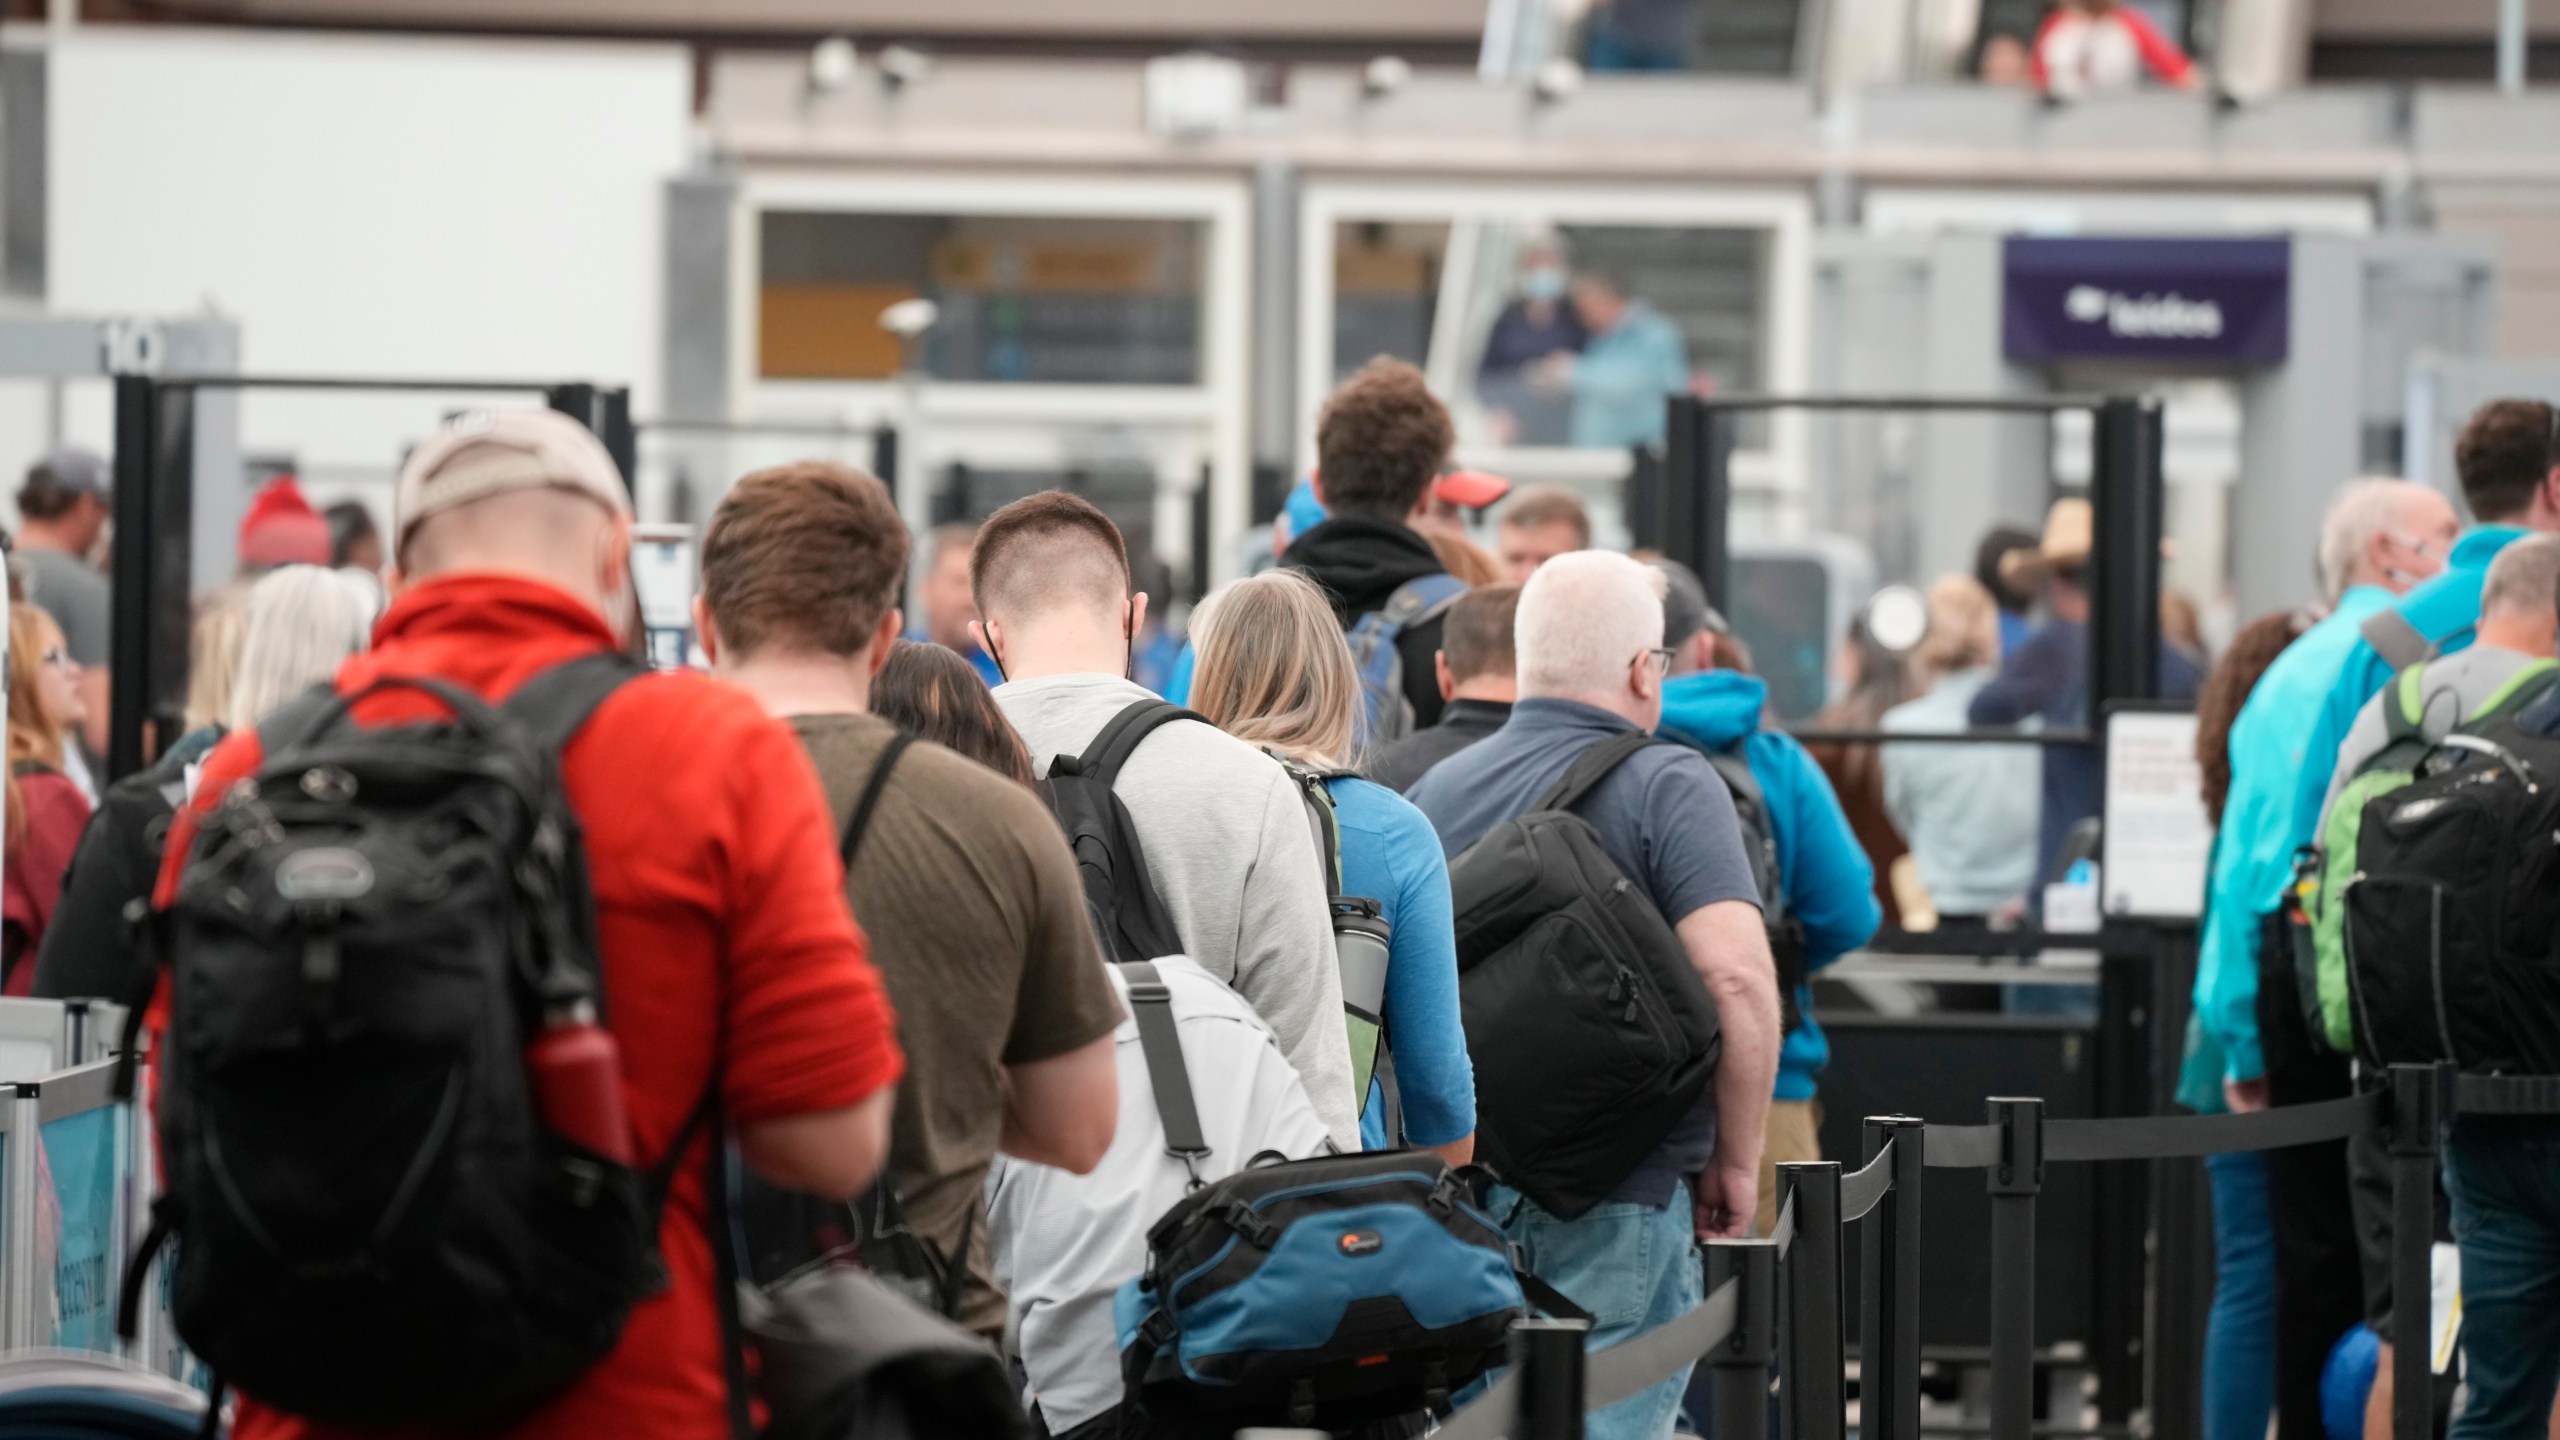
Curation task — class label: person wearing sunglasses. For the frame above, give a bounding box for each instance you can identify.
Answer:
[3,603,93,994]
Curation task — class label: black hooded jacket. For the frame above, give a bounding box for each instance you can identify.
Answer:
[1280,515,1458,731]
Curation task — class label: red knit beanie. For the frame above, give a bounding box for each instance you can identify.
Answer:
[239,477,333,569]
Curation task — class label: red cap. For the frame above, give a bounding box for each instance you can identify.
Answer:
[239,476,334,568]
[1435,469,1511,509]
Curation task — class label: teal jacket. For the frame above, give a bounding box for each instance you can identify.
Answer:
[1656,671,1882,1102]
[2192,587,2391,1088]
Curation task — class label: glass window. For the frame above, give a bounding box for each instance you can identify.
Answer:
[758,212,1205,386]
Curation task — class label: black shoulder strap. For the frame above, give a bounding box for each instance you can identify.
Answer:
[1073,699,1205,788]
[839,732,915,872]
[252,682,342,756]
[501,651,646,757]
[1530,731,1657,816]
[1122,960,1211,1185]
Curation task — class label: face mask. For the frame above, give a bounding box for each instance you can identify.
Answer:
[1523,267,1567,302]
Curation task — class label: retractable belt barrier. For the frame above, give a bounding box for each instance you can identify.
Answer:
[1422,1062,2559,1440]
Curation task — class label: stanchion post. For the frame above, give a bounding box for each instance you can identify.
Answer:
[1987,1097,2045,1440]
[1777,1161,1845,1440]
[2387,1064,2442,1440]
[1860,1115,1925,1440]
[1706,1238,1778,1440]
[4,1083,44,1348]
[1513,1316,1591,1440]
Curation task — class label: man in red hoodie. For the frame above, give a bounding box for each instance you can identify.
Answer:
[156,409,903,1439]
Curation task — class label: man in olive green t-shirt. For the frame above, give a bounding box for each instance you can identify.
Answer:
[696,460,1123,1338]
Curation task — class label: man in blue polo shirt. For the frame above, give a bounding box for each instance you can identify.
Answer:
[1409,550,1778,1440]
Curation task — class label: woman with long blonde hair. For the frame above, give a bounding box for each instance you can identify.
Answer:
[4,604,94,992]
[1188,568,1476,1163]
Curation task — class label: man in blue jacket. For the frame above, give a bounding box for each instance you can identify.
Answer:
[1650,560,1880,1232]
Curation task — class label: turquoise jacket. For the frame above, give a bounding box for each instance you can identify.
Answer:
[2194,586,2390,1086]
[1569,302,1690,450]
[1657,671,1882,1102]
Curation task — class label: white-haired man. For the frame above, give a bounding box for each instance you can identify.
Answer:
[1407,550,1780,1440]
[2191,474,2457,1440]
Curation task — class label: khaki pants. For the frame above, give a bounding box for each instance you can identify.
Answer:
[1756,1099,1823,1237]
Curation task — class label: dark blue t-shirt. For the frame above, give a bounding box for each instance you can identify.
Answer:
[1407,698,1763,1209]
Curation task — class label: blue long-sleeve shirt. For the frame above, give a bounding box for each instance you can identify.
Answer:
[1569,302,1690,450]
[1657,671,1883,1102]
[1325,775,1477,1151]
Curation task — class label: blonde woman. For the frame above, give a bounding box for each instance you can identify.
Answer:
[33,565,372,1002]
[1878,574,2039,922]
[4,605,93,992]
[1188,569,1476,1164]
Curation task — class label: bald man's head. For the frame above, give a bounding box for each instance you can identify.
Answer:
[397,485,633,627]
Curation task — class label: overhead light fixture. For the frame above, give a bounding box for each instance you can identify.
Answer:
[879,297,941,340]
[1360,55,1413,100]
[876,44,932,94]
[806,36,858,96]
[1532,57,1584,104]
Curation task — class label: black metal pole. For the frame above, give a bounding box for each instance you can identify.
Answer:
[2090,946,2154,1424]
[2387,1064,2442,1440]
[2088,396,2165,709]
[1189,463,1214,606]
[596,385,637,491]
[871,423,900,503]
[1661,395,1731,613]
[1624,444,1664,555]
[1777,1161,1845,1440]
[1512,1317,1591,1440]
[1707,1238,1778,1440]
[1860,1115,1925,1440]
[107,377,194,782]
[1988,1097,2045,1440]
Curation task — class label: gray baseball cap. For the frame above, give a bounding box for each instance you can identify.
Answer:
[1648,558,1729,651]
[26,447,109,500]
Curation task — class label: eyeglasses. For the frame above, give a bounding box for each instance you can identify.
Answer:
[39,646,69,669]
[1637,647,1674,675]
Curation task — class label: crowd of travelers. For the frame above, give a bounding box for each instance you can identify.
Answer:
[0,371,2555,1440]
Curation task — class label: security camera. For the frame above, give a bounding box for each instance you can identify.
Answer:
[807,36,858,95]
[1532,58,1584,104]
[1360,55,1412,100]
[877,44,931,93]
[879,298,941,339]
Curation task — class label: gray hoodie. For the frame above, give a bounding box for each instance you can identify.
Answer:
[995,673,1358,1147]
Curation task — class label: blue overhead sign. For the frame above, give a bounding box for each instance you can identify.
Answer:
[2002,236,2291,365]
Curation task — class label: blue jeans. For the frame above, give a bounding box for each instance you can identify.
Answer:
[2444,1119,2560,1440]
[2203,1151,2276,1440]
[1488,1180,1703,1440]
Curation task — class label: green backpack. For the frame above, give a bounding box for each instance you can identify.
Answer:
[2303,657,2559,1052]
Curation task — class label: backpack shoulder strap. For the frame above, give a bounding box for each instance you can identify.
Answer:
[1274,756,1344,895]
[1382,572,1470,630]
[1121,960,1210,1183]
[2468,658,2560,727]
[838,731,916,872]
[2360,608,2437,673]
[500,652,646,757]
[1530,731,1658,815]
[253,682,351,756]
[1701,743,1766,814]
[1073,699,1206,787]
[2383,662,2433,745]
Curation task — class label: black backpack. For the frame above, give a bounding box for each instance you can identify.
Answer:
[125,654,685,1428]
[1688,742,1810,1032]
[1040,700,1196,967]
[2340,700,2560,1076]
[1445,732,1723,1218]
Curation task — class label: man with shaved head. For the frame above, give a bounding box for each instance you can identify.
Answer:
[1408,550,1779,1440]
[977,490,1358,1148]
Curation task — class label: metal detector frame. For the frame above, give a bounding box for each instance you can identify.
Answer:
[107,375,634,781]
[1642,390,2179,1432]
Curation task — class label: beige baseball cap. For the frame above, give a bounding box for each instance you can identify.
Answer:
[393,409,630,561]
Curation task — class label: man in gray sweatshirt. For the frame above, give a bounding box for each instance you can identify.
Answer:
[973,490,1359,1148]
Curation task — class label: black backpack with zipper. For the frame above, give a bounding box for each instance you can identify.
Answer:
[1444,732,1722,1218]
[124,654,688,1428]
[2339,695,2560,1076]
[1039,700,1196,967]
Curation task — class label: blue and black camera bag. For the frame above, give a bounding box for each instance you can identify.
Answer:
[1106,962,1577,1432]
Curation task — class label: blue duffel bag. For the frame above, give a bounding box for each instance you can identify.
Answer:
[1108,963,1581,1434]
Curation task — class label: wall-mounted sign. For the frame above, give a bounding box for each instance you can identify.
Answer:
[2003,236,2290,365]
